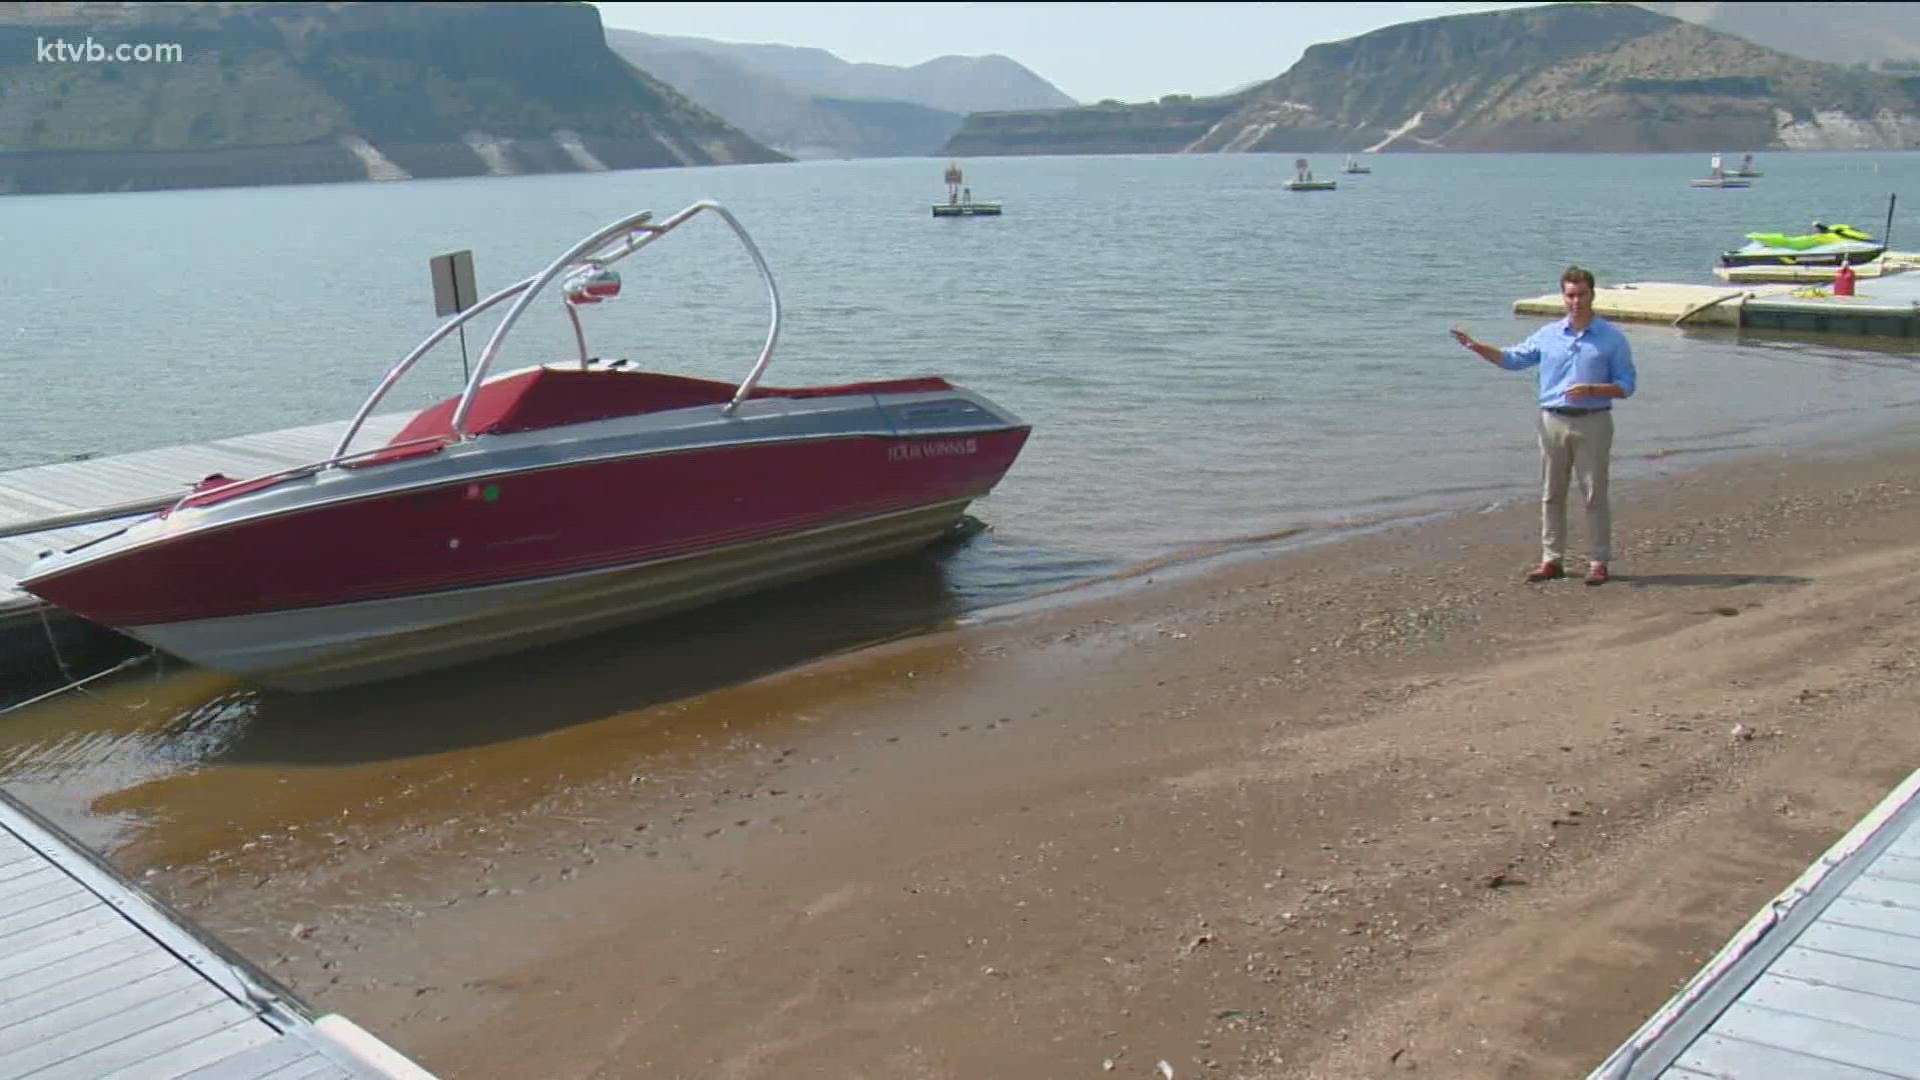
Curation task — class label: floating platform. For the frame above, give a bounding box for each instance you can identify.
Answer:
[1514,275,1920,337]
[932,202,1002,217]
[1590,766,1920,1079]
[0,414,407,702]
[1739,283,1920,337]
[1283,181,1337,192]
[0,787,431,1078]
[1714,251,1920,284]
[1690,178,1751,189]
[1514,283,1797,327]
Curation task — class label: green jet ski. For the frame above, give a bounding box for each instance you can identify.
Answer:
[1722,222,1884,266]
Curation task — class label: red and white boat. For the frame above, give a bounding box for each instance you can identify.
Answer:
[22,202,1030,691]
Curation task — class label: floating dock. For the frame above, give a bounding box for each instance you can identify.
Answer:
[1514,275,1920,336]
[0,787,431,1078]
[1591,767,1920,1079]
[0,415,406,701]
[1713,252,1920,284]
[934,162,998,216]
[1514,283,1798,327]
[931,202,1002,217]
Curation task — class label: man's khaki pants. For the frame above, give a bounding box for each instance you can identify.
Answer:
[1538,409,1614,565]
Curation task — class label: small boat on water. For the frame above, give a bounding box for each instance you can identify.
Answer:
[1284,158,1336,192]
[933,161,1002,216]
[21,201,1032,691]
[1691,154,1750,189]
[1720,222,1886,267]
[1342,155,1370,175]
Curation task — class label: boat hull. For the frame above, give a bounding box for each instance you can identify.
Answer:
[121,498,980,691]
[23,379,1030,690]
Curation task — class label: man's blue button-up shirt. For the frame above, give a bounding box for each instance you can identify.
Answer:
[1499,316,1637,410]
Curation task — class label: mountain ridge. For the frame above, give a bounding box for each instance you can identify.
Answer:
[1640,2,1920,69]
[612,31,1078,113]
[604,28,1072,159]
[943,2,1920,156]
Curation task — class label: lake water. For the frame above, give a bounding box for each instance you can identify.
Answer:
[6,152,1920,847]
[9,152,1920,609]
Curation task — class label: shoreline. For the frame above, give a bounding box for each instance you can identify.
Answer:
[64,416,1920,1076]
[10,390,1914,710]
[971,397,1920,631]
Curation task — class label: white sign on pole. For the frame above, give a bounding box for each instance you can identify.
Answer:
[430,250,477,316]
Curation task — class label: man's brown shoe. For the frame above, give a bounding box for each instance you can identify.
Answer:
[1585,563,1610,587]
[1526,561,1565,583]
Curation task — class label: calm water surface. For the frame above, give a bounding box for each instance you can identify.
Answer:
[5,152,1920,847]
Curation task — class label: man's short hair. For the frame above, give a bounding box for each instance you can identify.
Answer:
[1561,265,1597,291]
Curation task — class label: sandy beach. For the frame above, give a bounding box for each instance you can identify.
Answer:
[122,425,1920,1079]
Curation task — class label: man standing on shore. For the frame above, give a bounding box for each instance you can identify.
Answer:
[1451,266,1637,587]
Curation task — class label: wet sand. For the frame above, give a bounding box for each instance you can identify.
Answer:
[109,424,1920,1078]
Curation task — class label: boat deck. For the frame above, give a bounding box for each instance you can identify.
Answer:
[0,788,428,1079]
[1591,768,1920,1079]
[0,415,408,626]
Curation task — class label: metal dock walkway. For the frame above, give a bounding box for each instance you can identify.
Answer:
[0,415,408,625]
[0,788,430,1079]
[1592,767,1920,1079]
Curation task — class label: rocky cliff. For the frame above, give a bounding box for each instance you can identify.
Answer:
[0,1,786,195]
[942,96,1248,157]
[944,2,1920,156]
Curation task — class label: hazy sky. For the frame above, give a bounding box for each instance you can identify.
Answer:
[592,2,1546,103]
